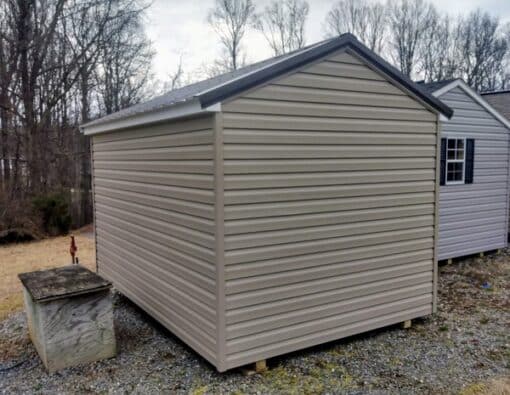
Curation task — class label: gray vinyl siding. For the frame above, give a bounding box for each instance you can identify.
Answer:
[219,51,438,370]
[437,87,510,260]
[91,116,218,365]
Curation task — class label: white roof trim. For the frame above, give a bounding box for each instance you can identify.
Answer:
[431,79,510,130]
[81,100,221,136]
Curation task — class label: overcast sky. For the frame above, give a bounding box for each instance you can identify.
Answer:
[145,0,510,83]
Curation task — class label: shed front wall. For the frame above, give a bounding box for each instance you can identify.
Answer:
[437,87,509,260]
[91,115,218,365]
[219,51,439,370]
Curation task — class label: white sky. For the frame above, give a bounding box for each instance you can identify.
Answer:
[145,0,510,83]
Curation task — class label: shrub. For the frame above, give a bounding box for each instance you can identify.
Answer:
[0,190,42,243]
[32,192,71,236]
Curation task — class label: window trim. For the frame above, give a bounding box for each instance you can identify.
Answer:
[445,137,466,185]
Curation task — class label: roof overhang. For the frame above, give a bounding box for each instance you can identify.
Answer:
[430,79,510,129]
[81,99,221,136]
[196,34,453,119]
[81,33,453,135]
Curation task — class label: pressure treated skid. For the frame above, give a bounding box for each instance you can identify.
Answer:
[83,35,452,372]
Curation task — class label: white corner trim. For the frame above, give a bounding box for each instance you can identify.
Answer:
[81,99,221,136]
[432,79,510,130]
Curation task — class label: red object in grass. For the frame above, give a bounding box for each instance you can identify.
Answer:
[70,236,77,264]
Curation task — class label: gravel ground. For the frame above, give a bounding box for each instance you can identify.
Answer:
[1,251,509,394]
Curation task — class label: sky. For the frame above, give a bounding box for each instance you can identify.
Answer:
[144,0,510,83]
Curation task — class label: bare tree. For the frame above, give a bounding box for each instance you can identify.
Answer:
[95,4,154,115]
[419,15,459,82]
[207,0,256,71]
[455,10,508,91]
[0,0,155,235]
[388,0,437,77]
[324,0,387,54]
[161,54,187,91]
[255,0,309,56]
[0,0,19,193]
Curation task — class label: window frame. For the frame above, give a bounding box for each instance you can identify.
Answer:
[445,137,466,185]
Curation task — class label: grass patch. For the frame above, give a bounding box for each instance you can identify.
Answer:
[0,227,95,320]
[460,378,510,395]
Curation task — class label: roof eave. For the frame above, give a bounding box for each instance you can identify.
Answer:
[80,99,221,136]
[197,34,453,119]
[430,79,510,130]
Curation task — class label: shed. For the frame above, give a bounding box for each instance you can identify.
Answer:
[420,79,510,260]
[481,90,510,122]
[81,34,452,372]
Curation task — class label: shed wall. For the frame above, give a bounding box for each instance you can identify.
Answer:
[482,92,510,122]
[220,51,438,369]
[91,115,218,365]
[437,87,509,260]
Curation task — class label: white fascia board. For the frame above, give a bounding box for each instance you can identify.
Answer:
[432,79,510,130]
[81,100,221,136]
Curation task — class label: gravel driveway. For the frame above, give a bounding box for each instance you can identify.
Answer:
[1,251,509,394]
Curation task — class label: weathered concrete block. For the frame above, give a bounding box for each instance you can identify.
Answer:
[19,265,116,372]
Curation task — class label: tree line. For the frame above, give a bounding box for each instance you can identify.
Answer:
[1,0,508,239]
[205,0,510,92]
[0,0,153,237]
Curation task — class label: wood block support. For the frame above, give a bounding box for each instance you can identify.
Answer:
[479,252,485,258]
[241,360,268,376]
[447,258,453,265]
[255,360,267,373]
[402,320,412,329]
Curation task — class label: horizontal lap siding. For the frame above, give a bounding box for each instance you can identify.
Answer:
[220,52,437,369]
[92,116,217,365]
[437,87,509,260]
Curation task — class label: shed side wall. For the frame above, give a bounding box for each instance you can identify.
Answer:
[220,51,438,369]
[91,115,217,365]
[437,87,509,260]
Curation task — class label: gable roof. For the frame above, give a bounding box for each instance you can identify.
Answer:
[82,33,453,135]
[481,90,510,122]
[420,79,510,130]
[418,79,458,94]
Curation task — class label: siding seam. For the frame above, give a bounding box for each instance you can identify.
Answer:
[214,112,227,371]
[90,139,98,273]
[433,117,440,313]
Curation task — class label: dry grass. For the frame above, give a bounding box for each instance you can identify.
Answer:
[461,378,510,395]
[0,226,95,320]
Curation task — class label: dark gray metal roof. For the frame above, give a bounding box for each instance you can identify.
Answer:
[418,79,459,93]
[83,33,453,129]
[481,90,510,121]
[481,89,510,95]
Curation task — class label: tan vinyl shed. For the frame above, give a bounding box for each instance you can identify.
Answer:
[81,34,453,372]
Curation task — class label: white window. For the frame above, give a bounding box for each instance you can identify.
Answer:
[446,138,465,184]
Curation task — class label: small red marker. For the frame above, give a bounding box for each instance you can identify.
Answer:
[70,236,78,264]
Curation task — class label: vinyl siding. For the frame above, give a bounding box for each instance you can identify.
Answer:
[437,87,510,260]
[220,51,438,369]
[91,116,218,365]
[481,92,510,123]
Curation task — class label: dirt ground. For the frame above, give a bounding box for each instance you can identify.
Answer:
[0,226,95,320]
[0,236,509,394]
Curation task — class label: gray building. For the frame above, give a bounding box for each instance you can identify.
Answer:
[482,90,510,121]
[81,34,452,372]
[421,80,510,260]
